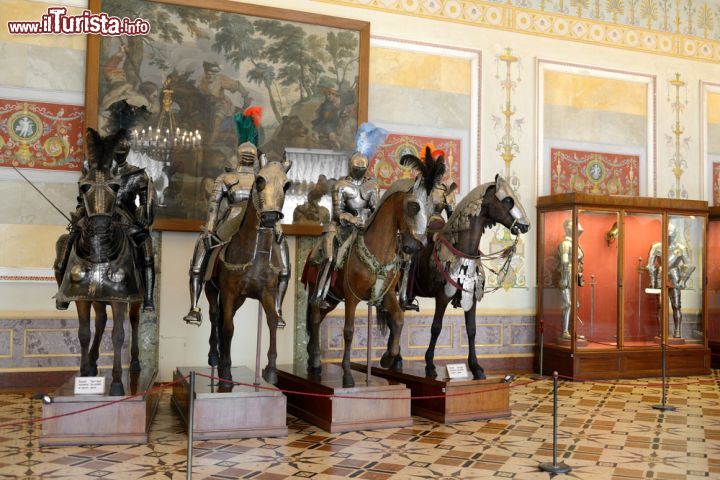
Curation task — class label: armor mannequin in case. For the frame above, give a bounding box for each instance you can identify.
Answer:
[646,223,695,338]
[309,123,383,308]
[184,107,290,328]
[557,219,584,340]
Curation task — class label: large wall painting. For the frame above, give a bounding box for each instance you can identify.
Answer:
[87,0,369,231]
[550,148,641,195]
[714,162,720,206]
[370,132,461,189]
[0,99,84,171]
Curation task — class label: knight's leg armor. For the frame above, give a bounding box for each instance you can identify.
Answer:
[53,230,78,310]
[310,232,336,308]
[275,238,290,329]
[398,255,419,311]
[184,236,211,326]
[141,236,155,313]
[669,287,682,338]
[560,287,571,339]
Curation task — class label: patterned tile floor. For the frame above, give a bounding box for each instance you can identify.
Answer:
[0,371,718,479]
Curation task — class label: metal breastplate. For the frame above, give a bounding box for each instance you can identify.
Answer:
[225,172,254,206]
[338,182,371,215]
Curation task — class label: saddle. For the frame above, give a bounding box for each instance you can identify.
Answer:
[301,252,339,290]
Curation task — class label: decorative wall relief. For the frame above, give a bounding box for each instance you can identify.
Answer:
[551,148,641,195]
[0,99,84,171]
[370,133,461,189]
[492,47,523,194]
[666,73,690,199]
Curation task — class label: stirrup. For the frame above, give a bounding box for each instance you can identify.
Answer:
[400,299,419,312]
[277,316,287,329]
[184,307,202,326]
[143,299,155,313]
[56,299,70,310]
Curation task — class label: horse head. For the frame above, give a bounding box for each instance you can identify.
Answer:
[254,159,292,228]
[485,174,530,235]
[80,128,125,230]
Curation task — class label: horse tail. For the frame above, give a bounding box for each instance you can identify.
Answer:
[376,306,389,334]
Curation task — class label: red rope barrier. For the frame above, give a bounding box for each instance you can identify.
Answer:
[0,375,188,430]
[194,372,542,400]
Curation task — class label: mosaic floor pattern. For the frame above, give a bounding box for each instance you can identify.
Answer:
[0,371,718,479]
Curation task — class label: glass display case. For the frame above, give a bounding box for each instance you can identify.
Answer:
[537,193,710,379]
[709,207,720,367]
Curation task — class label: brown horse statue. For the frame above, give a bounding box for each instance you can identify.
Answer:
[382,175,530,380]
[55,129,145,396]
[302,172,441,388]
[205,160,292,386]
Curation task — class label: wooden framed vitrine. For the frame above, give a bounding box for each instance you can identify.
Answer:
[536,193,710,379]
[708,207,720,368]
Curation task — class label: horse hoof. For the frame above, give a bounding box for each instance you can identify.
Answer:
[129,360,141,372]
[88,365,98,377]
[109,382,125,396]
[380,352,392,369]
[218,368,233,385]
[263,368,278,385]
[208,353,219,367]
[425,365,437,378]
[392,355,403,371]
[342,374,355,388]
[307,365,322,377]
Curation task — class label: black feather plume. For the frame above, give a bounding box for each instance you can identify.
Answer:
[400,146,446,194]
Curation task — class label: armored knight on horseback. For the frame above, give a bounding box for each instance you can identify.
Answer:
[309,123,387,308]
[184,106,291,327]
[397,146,457,311]
[54,100,156,312]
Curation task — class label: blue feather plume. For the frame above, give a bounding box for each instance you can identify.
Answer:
[354,122,388,159]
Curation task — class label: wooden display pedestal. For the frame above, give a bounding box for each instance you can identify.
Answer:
[40,369,159,446]
[171,366,287,440]
[351,362,510,424]
[275,363,411,433]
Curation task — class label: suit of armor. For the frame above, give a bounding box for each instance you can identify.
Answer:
[646,224,694,338]
[114,150,156,312]
[184,142,256,326]
[557,220,584,340]
[53,142,156,311]
[398,180,456,311]
[310,152,379,307]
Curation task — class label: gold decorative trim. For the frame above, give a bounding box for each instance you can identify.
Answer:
[326,308,536,317]
[0,364,129,373]
[407,323,453,349]
[509,323,535,346]
[23,328,113,358]
[318,0,720,63]
[460,323,503,347]
[0,329,12,359]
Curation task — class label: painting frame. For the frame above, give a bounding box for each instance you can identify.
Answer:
[85,0,369,232]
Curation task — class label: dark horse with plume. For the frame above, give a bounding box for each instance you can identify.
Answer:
[302,167,443,388]
[382,170,530,380]
[205,160,292,386]
[55,129,144,396]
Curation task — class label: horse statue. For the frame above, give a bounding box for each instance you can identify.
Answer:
[55,128,146,396]
[302,170,440,388]
[383,174,530,380]
[205,160,292,386]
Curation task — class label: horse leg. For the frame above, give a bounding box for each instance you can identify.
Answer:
[306,285,332,375]
[341,297,358,388]
[88,302,107,377]
[129,302,141,372]
[261,290,279,384]
[425,295,450,378]
[380,297,404,371]
[77,301,92,377]
[465,304,486,380]
[109,302,127,396]
[218,291,240,386]
[206,280,221,367]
